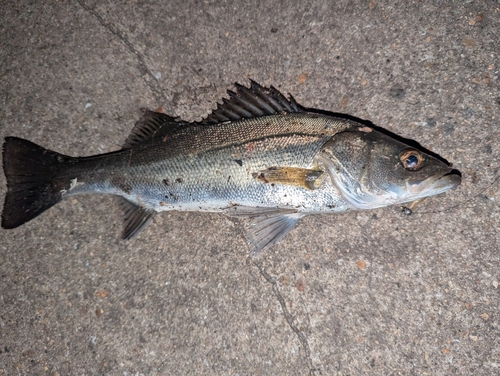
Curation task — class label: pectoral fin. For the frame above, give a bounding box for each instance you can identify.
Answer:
[252,167,323,190]
[117,197,155,239]
[224,206,303,257]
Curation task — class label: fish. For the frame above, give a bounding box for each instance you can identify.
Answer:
[1,81,461,256]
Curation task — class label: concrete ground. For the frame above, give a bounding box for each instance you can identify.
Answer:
[1,1,499,375]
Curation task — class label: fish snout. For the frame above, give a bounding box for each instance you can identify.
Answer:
[434,169,462,191]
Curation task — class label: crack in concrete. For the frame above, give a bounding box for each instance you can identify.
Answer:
[253,260,319,375]
[75,0,166,105]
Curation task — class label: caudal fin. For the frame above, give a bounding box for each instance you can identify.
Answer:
[2,137,73,229]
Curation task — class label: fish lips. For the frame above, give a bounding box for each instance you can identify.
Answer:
[407,168,462,195]
[435,169,462,190]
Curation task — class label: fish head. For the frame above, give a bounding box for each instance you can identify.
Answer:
[320,128,461,209]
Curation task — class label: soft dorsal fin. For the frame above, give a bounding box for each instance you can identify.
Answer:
[123,110,183,148]
[200,80,303,124]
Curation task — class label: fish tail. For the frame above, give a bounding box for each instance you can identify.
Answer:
[2,137,75,229]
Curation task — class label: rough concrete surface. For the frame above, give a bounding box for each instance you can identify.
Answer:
[0,1,499,375]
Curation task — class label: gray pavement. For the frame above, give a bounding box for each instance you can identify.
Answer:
[1,1,499,375]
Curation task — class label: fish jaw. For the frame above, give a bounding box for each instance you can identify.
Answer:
[369,169,461,208]
[403,170,461,200]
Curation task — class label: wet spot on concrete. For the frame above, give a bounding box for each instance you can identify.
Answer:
[425,118,436,127]
[464,107,475,118]
[442,123,455,135]
[389,84,405,99]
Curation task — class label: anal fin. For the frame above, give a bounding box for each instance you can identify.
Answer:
[224,206,303,257]
[252,167,323,190]
[117,197,155,239]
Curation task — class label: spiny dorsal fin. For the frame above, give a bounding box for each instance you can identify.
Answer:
[123,110,183,149]
[123,82,304,148]
[200,80,303,125]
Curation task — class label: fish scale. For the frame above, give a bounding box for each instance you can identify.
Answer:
[63,114,353,212]
[124,113,353,157]
[118,135,349,213]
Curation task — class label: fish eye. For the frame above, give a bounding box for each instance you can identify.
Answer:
[399,149,423,171]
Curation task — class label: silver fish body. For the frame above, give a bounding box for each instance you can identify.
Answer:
[65,113,353,214]
[1,82,461,255]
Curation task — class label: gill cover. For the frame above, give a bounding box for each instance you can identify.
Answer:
[319,130,460,209]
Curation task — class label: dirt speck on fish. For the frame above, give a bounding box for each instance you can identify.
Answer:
[1,81,461,256]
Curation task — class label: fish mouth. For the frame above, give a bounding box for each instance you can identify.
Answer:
[408,169,462,196]
[434,169,462,190]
